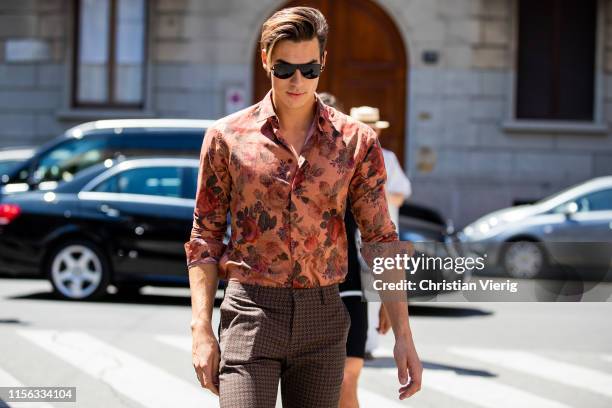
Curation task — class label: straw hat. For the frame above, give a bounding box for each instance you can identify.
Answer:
[349,106,389,129]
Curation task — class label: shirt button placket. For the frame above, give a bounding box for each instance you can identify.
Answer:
[289,162,302,287]
[288,156,297,286]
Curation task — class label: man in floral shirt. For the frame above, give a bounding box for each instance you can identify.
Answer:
[186,6,422,407]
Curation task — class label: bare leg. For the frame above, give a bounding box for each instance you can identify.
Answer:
[339,357,364,408]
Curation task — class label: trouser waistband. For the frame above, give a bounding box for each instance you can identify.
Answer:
[224,280,340,304]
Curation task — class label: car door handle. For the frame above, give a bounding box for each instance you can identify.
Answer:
[99,204,120,217]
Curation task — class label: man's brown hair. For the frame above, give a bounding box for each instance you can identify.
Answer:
[260,6,329,62]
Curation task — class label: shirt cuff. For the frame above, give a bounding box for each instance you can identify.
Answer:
[184,238,226,268]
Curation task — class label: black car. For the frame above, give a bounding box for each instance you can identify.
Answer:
[0,157,204,300]
[0,119,213,196]
[396,202,464,297]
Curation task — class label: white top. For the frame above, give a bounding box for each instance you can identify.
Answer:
[381,148,411,227]
[382,148,411,197]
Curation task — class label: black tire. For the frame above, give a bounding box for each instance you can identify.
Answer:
[45,239,111,301]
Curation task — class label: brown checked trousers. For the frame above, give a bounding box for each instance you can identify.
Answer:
[217,280,351,407]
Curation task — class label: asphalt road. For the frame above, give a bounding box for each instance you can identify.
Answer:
[1,277,611,408]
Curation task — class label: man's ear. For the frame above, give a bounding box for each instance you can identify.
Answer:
[321,50,327,69]
[261,48,268,70]
[261,48,272,78]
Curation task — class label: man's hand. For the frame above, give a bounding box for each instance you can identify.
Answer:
[188,264,220,395]
[383,297,422,400]
[192,328,221,395]
[394,336,422,400]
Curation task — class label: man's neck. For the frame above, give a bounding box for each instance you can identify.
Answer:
[272,91,317,133]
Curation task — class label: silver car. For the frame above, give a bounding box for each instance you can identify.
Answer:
[453,176,612,279]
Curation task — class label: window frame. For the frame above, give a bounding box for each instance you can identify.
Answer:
[573,188,612,213]
[550,187,612,214]
[84,164,197,199]
[502,0,608,135]
[91,165,185,198]
[68,0,151,112]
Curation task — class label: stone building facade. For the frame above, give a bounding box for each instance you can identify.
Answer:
[0,0,610,227]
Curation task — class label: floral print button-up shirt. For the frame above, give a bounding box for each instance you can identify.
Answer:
[185,90,399,288]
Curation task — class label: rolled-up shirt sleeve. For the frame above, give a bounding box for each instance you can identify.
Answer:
[348,129,399,244]
[184,125,231,269]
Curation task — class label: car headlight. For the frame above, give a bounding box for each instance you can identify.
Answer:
[463,217,504,239]
[477,221,490,234]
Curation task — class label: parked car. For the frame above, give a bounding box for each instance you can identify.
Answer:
[398,201,454,242]
[0,157,206,300]
[0,147,35,180]
[453,176,612,279]
[0,119,214,197]
[395,202,463,297]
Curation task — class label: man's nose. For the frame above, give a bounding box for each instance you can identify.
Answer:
[290,70,304,84]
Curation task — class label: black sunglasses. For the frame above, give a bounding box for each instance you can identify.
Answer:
[271,62,324,79]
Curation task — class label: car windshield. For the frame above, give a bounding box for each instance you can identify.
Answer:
[31,137,115,185]
[533,182,587,206]
[0,160,23,176]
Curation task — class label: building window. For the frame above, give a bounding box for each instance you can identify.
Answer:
[73,0,147,108]
[516,0,596,121]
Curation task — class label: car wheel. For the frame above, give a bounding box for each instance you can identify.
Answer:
[502,241,546,279]
[46,240,111,300]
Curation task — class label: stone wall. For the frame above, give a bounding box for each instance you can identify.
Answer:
[0,0,68,146]
[150,0,274,119]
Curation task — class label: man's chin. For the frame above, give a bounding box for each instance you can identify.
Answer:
[280,97,310,110]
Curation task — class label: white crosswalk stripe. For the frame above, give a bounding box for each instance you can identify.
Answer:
[358,388,412,407]
[155,334,191,352]
[429,368,572,408]
[450,347,612,399]
[0,367,55,408]
[372,347,571,408]
[379,367,571,408]
[16,329,219,408]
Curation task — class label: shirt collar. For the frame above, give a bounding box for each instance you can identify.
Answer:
[254,89,342,142]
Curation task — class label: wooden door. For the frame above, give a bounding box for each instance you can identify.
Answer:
[253,0,408,163]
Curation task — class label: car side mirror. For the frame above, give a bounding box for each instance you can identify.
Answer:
[561,202,578,218]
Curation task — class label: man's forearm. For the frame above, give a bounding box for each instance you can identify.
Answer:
[382,300,412,339]
[188,263,219,335]
[376,259,412,339]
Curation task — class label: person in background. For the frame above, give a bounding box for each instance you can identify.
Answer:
[350,106,412,360]
[318,92,369,408]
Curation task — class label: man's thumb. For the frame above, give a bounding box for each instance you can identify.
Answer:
[397,360,409,385]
